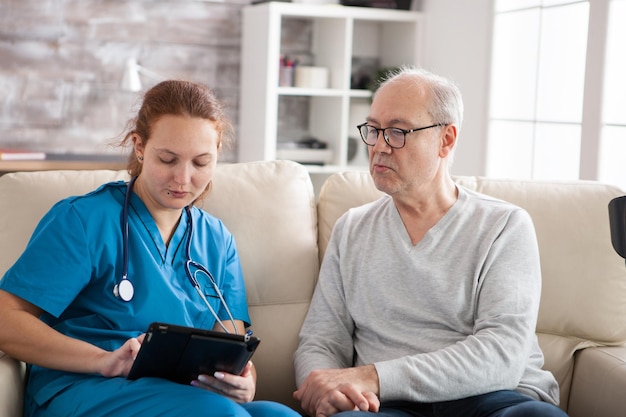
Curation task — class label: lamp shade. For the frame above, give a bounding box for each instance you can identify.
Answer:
[121,57,142,92]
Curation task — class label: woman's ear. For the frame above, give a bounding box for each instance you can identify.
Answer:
[132,134,145,159]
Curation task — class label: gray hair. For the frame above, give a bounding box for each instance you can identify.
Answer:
[376,66,464,133]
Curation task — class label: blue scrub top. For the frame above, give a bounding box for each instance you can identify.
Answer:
[0,181,250,406]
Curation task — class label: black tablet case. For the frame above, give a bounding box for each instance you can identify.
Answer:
[127,322,260,384]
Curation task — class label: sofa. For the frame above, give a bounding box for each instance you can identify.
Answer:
[1,159,626,417]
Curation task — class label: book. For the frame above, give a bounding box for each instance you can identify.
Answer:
[0,149,46,161]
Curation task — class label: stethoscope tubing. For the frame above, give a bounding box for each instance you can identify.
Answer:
[121,176,136,283]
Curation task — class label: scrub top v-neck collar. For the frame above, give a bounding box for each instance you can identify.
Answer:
[127,191,189,266]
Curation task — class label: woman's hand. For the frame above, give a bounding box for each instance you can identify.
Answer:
[99,334,145,378]
[191,361,256,403]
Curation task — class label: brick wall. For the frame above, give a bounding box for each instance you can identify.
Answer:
[0,0,252,162]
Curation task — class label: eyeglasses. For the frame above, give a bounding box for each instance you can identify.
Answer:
[357,123,447,149]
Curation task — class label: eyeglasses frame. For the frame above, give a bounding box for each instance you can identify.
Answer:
[357,122,448,149]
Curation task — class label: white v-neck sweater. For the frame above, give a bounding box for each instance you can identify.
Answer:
[294,186,559,405]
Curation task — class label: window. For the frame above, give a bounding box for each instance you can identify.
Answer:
[598,0,626,188]
[487,0,626,190]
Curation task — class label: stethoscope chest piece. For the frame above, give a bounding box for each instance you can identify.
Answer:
[114,277,134,302]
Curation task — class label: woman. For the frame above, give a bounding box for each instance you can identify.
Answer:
[0,80,299,417]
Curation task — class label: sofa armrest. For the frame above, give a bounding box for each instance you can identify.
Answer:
[0,351,25,417]
[568,346,626,417]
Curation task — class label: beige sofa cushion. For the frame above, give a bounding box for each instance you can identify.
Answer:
[452,177,626,344]
[0,160,317,410]
[0,169,130,274]
[0,353,25,417]
[568,345,626,417]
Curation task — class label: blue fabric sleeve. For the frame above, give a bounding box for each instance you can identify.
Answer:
[0,200,92,318]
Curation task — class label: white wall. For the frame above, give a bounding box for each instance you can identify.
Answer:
[421,0,494,177]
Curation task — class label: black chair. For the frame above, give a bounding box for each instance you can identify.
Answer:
[609,196,626,260]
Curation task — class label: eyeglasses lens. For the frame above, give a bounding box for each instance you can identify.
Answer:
[359,125,405,148]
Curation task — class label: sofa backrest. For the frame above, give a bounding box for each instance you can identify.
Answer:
[317,171,626,408]
[203,161,318,408]
[0,160,318,410]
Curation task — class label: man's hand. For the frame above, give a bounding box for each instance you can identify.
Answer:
[312,384,379,417]
[293,366,380,417]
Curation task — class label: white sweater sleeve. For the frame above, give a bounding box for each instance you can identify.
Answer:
[294,213,357,386]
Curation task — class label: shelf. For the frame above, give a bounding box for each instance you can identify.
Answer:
[0,160,127,174]
[277,87,373,99]
[238,2,423,172]
[260,2,420,22]
[278,87,345,97]
[349,89,373,99]
[300,163,368,174]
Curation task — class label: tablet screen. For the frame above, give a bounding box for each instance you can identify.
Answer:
[127,322,260,384]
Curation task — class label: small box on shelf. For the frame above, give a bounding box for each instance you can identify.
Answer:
[277,138,333,165]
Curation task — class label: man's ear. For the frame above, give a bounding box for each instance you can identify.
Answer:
[439,124,457,158]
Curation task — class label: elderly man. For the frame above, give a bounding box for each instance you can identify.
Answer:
[293,67,567,417]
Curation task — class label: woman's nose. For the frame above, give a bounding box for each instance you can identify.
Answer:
[173,163,192,184]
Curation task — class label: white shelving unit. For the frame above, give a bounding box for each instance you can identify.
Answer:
[238,2,424,173]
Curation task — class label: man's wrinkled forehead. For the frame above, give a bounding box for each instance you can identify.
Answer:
[369,79,431,124]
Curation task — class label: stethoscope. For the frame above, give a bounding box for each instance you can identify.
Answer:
[113,176,238,334]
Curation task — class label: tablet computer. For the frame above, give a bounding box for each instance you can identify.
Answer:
[127,322,260,384]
